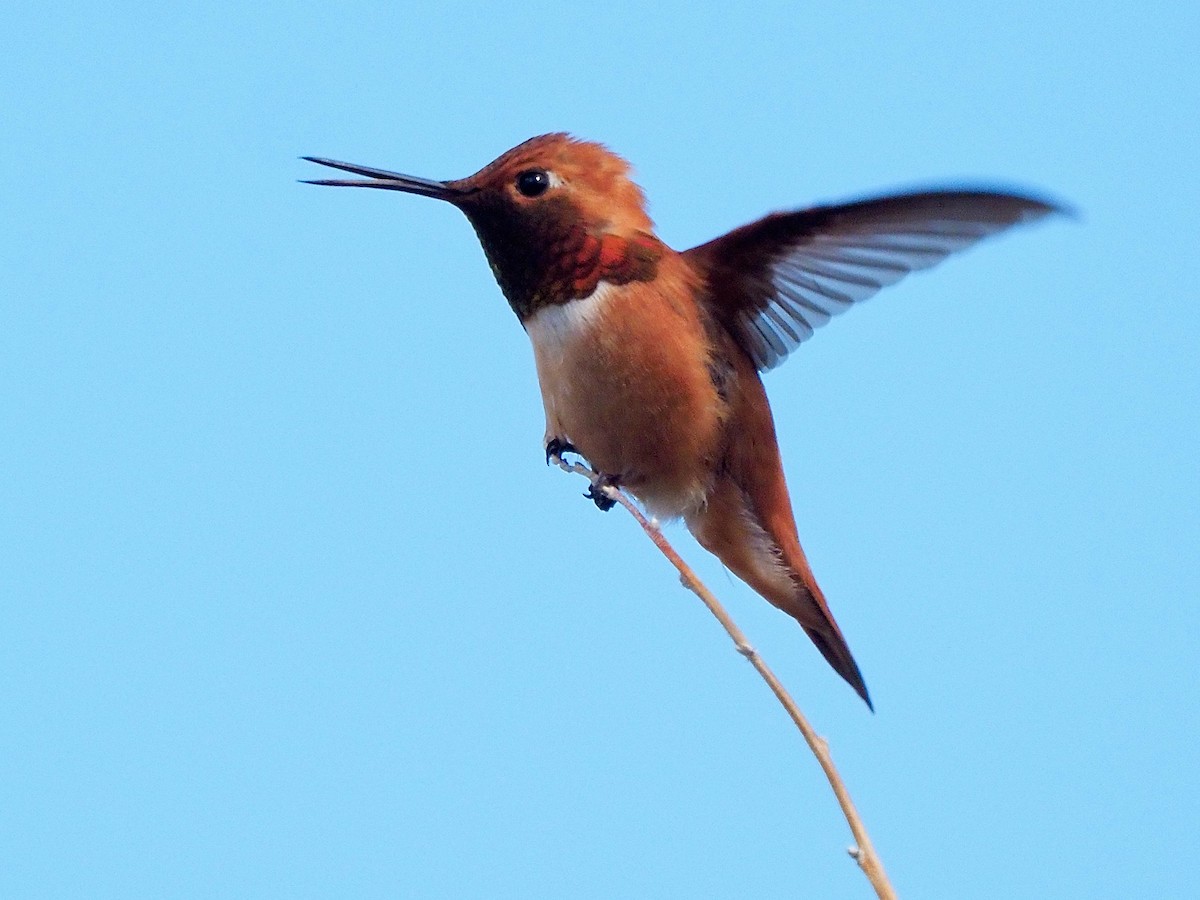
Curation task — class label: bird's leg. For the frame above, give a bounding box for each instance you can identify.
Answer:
[584,473,620,512]
[545,436,578,465]
[545,437,619,512]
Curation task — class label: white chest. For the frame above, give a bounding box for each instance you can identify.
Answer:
[522,281,616,363]
[522,282,618,437]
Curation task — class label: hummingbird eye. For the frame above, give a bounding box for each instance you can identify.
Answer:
[515,169,552,198]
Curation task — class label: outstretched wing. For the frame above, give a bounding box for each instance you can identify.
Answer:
[684,189,1063,371]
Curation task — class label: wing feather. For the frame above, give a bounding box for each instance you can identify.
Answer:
[685,189,1063,371]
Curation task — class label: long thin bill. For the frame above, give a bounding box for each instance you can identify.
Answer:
[300,156,463,199]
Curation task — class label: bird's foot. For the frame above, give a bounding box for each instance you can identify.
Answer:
[545,438,618,511]
[585,473,620,512]
[545,437,578,466]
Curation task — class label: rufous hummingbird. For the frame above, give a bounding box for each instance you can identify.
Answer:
[303,134,1061,709]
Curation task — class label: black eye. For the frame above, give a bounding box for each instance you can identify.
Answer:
[516,169,551,197]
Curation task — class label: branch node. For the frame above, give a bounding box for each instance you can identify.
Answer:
[735,641,756,659]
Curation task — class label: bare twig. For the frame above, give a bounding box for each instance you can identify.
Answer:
[552,456,897,900]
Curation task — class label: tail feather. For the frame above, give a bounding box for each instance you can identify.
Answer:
[684,339,873,708]
[685,469,873,708]
[741,438,873,709]
[803,624,873,711]
[774,516,873,709]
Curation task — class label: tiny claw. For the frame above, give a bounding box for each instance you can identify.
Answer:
[545,437,577,465]
[584,474,620,512]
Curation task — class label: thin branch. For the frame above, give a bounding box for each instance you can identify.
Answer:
[552,456,897,900]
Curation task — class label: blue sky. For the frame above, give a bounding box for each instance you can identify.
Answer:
[3,3,1197,897]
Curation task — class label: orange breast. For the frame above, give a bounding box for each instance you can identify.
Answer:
[524,262,725,518]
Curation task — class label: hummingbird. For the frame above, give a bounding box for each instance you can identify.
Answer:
[303,133,1061,709]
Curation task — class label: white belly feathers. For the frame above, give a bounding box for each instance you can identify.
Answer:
[522,281,617,359]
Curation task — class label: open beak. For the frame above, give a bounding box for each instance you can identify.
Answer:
[300,156,469,201]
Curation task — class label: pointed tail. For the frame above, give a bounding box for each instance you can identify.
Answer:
[754,478,873,711]
[801,624,872,711]
[686,468,873,709]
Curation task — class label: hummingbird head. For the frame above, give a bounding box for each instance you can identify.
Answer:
[303,133,663,319]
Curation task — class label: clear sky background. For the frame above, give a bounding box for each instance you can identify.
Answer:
[3,3,1197,898]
